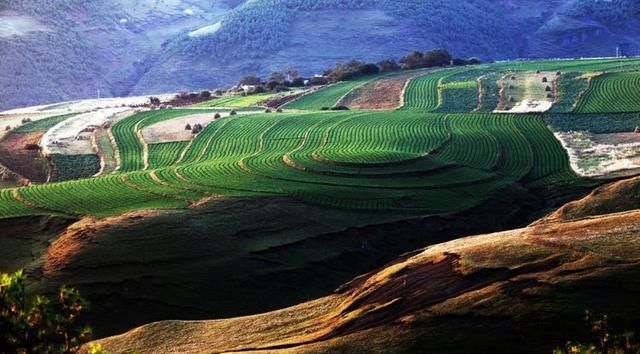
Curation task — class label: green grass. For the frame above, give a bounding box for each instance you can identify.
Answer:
[574,72,640,113]
[195,94,275,108]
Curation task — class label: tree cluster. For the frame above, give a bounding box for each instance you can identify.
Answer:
[1,270,101,354]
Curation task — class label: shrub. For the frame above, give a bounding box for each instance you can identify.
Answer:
[229,110,237,116]
[331,105,350,111]
[199,90,212,99]
[264,109,272,113]
[542,77,548,83]
[0,270,93,353]
[320,107,330,111]
[148,96,161,105]
[276,108,283,113]
[214,113,221,119]
[545,86,552,92]
[274,85,290,93]
[185,124,192,130]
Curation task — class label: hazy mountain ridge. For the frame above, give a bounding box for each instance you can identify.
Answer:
[1,0,639,110]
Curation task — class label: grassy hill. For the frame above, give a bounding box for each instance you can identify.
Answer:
[92,190,640,353]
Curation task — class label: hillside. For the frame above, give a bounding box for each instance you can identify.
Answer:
[2,0,640,110]
[92,191,640,353]
[1,56,639,351]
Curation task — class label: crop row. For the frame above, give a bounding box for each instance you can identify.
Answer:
[148,142,190,169]
[574,72,640,113]
[284,74,381,110]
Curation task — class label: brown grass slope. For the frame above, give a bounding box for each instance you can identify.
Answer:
[538,175,640,224]
[93,205,640,353]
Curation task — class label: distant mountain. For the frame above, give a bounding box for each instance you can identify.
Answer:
[1,0,639,110]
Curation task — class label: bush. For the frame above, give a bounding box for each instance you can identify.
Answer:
[214,113,221,119]
[276,108,283,113]
[358,63,380,75]
[229,110,237,116]
[331,105,350,111]
[0,270,93,353]
[199,90,212,99]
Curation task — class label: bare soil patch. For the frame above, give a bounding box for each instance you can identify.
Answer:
[141,113,220,144]
[340,71,424,111]
[0,132,49,183]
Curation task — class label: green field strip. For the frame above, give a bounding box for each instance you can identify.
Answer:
[148,141,190,169]
[283,74,382,110]
[574,72,640,113]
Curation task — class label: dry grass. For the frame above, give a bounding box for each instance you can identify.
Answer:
[91,205,640,353]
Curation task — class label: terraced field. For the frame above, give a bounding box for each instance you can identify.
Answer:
[195,93,275,108]
[574,72,640,113]
[400,68,466,112]
[2,58,639,220]
[0,109,583,219]
[283,74,382,110]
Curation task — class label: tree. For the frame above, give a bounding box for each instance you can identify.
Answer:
[239,74,261,86]
[422,48,452,67]
[148,97,161,106]
[199,91,211,99]
[269,71,286,83]
[377,59,400,72]
[358,63,380,75]
[400,51,424,69]
[1,270,94,353]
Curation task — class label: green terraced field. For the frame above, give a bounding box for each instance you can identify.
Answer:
[3,58,639,220]
[283,75,381,110]
[574,72,640,113]
[400,68,466,112]
[196,94,275,108]
[149,142,189,169]
[0,109,582,219]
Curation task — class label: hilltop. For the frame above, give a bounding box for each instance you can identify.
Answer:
[2,0,640,110]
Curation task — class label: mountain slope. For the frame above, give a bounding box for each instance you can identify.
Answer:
[93,201,640,353]
[2,0,639,111]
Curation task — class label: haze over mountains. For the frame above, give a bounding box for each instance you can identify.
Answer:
[1,0,639,111]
